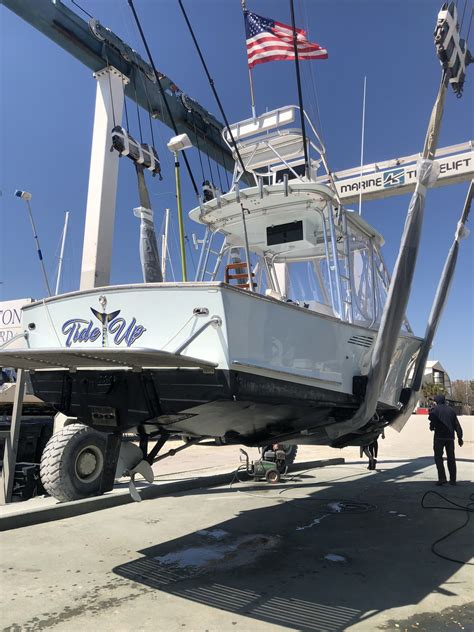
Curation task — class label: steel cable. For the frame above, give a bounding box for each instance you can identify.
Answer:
[127,0,199,196]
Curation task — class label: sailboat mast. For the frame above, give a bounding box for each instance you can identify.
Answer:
[55,211,70,295]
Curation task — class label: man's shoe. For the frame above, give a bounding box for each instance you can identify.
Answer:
[435,481,446,486]
[449,481,457,486]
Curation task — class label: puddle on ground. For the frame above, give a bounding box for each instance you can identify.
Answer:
[296,515,329,531]
[324,553,347,563]
[195,529,229,540]
[155,533,280,572]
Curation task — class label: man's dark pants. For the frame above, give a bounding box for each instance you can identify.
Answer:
[433,438,456,482]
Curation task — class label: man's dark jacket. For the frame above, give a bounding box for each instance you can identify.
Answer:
[428,404,463,440]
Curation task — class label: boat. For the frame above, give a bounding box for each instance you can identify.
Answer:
[0,2,470,502]
[0,103,422,495]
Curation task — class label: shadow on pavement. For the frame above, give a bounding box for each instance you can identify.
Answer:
[114,457,474,631]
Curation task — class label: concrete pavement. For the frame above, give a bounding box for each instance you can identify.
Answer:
[1,416,473,631]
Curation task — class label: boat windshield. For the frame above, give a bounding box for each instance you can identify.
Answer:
[349,223,376,326]
[285,260,334,315]
[197,212,394,328]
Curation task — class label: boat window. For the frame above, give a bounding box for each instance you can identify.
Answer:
[254,257,270,294]
[371,247,411,332]
[349,227,374,326]
[286,260,333,314]
[316,258,336,309]
[373,246,389,323]
[274,163,306,183]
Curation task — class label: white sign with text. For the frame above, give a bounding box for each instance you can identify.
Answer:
[0,299,32,349]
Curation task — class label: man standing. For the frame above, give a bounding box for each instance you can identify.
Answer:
[428,394,464,486]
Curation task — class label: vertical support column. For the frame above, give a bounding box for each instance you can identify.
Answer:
[174,151,188,282]
[274,263,288,298]
[1,369,26,504]
[80,66,129,290]
[161,207,170,281]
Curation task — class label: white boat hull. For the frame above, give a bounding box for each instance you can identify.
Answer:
[1,283,421,446]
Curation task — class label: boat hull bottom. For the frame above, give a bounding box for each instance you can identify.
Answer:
[29,368,397,447]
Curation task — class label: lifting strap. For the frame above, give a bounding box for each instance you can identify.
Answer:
[133,165,163,283]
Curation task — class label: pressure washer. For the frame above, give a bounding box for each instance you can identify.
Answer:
[238,446,289,484]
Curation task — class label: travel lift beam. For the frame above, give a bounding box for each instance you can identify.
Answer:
[1,0,231,173]
[317,141,473,205]
[1,0,243,290]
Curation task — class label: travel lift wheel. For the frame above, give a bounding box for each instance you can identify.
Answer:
[41,425,201,502]
[40,424,108,503]
[281,444,298,466]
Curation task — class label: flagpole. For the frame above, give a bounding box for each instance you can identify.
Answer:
[289,0,309,179]
[241,0,257,119]
[248,68,257,119]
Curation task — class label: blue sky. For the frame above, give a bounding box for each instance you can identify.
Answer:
[0,0,472,378]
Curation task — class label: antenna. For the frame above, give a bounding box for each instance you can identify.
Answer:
[358,76,367,216]
[14,190,52,297]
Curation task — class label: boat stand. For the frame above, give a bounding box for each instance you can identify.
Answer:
[0,369,26,504]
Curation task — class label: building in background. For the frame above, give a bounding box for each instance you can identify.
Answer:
[423,360,453,394]
[415,360,460,413]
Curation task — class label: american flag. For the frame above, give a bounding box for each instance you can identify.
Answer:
[245,10,328,69]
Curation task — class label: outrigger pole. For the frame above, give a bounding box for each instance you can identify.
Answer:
[329,2,472,440]
[289,0,310,181]
[241,0,257,119]
[410,180,473,394]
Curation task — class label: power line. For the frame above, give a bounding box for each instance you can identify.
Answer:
[70,0,93,19]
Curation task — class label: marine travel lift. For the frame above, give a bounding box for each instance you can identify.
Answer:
[0,0,472,503]
[2,0,472,290]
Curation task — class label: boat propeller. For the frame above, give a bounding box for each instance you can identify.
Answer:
[115,441,155,501]
[127,459,155,502]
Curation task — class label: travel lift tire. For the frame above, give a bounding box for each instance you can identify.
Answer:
[40,423,107,503]
[281,444,298,466]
